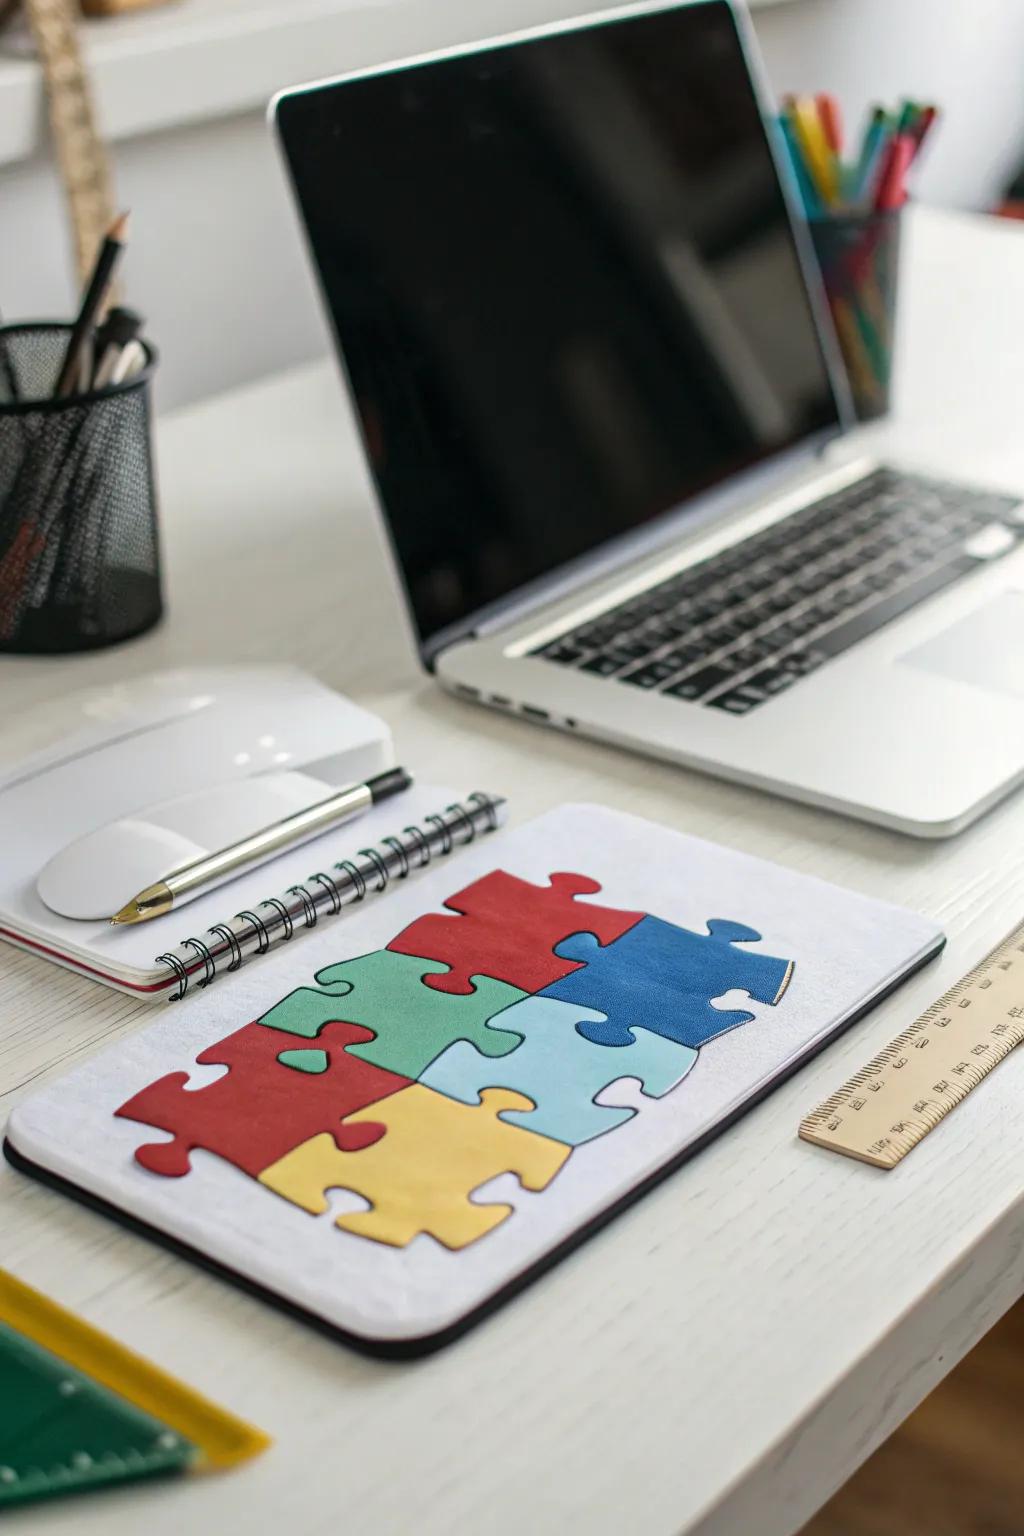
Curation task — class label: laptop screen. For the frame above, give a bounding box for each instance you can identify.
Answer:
[278,0,842,653]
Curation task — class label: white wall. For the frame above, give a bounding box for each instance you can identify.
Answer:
[3,0,1024,410]
[0,113,328,410]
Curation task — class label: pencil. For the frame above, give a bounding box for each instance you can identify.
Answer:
[874,134,914,211]
[777,116,823,217]
[895,98,920,138]
[815,92,843,156]
[908,104,938,160]
[850,107,889,206]
[832,297,882,406]
[788,95,839,206]
[52,211,130,400]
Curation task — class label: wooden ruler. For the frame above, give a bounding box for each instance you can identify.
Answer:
[800,921,1024,1168]
[22,0,116,283]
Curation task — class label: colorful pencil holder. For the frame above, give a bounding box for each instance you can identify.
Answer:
[0,323,163,653]
[807,210,901,422]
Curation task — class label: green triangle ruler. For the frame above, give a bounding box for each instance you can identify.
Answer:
[0,1268,269,1508]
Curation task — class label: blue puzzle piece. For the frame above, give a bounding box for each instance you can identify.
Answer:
[421,993,697,1145]
[545,916,794,1050]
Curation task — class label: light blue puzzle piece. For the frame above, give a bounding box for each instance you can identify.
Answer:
[421,993,697,1145]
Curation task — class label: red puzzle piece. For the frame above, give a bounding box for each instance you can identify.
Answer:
[115,1020,408,1179]
[388,870,643,996]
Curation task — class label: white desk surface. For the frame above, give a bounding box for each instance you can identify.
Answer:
[3,205,1024,1536]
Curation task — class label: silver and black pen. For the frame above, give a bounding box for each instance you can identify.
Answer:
[110,767,412,926]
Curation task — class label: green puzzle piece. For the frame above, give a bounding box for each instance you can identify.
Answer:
[278,1048,328,1075]
[258,950,527,1078]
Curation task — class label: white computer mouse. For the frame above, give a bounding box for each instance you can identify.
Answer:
[37,768,356,921]
[2,667,393,920]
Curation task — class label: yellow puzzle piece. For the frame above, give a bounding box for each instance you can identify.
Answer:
[259,1084,570,1250]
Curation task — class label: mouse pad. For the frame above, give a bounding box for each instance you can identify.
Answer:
[899,590,1024,700]
[4,805,944,1355]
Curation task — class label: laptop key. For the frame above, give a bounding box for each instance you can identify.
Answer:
[537,641,583,664]
[703,619,746,647]
[725,641,776,669]
[780,650,827,675]
[708,689,762,715]
[661,644,706,669]
[663,664,735,700]
[750,667,798,696]
[581,652,632,676]
[611,636,657,660]
[622,660,678,688]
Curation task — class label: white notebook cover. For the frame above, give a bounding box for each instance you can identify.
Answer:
[5,805,943,1352]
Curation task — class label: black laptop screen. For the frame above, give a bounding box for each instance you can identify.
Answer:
[278,0,841,650]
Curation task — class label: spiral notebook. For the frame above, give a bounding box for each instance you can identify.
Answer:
[0,777,492,999]
[4,804,944,1354]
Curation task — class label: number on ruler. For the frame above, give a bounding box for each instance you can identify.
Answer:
[800,920,1024,1168]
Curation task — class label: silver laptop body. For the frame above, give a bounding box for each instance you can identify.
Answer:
[274,0,1024,837]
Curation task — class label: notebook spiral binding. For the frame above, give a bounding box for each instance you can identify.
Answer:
[155,792,507,1001]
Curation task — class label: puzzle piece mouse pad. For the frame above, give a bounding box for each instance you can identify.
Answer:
[5,804,944,1354]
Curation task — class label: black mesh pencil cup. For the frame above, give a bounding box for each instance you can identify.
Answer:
[808,210,901,423]
[0,323,162,653]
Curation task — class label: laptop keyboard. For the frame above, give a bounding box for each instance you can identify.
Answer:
[531,468,1022,715]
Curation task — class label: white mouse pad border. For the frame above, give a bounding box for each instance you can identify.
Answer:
[6,805,943,1348]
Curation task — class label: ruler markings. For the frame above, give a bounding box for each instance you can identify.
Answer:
[800,921,1024,1168]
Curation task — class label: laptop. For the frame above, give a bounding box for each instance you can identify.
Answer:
[273,0,1024,838]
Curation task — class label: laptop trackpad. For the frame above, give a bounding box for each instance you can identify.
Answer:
[899,590,1024,699]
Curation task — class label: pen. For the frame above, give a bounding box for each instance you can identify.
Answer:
[110,766,414,926]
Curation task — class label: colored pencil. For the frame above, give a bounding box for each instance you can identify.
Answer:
[773,93,939,413]
[788,95,840,205]
[778,100,936,218]
[778,116,823,217]
[874,134,914,211]
[851,107,891,207]
[908,104,938,159]
[815,92,843,156]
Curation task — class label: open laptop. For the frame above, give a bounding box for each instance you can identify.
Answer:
[273,0,1024,838]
